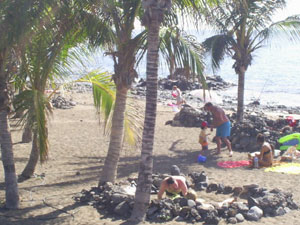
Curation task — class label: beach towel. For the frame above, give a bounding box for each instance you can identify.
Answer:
[265,163,300,174]
[217,160,251,168]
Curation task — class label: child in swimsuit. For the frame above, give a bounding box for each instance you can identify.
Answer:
[199,121,209,151]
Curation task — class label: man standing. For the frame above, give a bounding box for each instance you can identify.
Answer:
[204,102,233,156]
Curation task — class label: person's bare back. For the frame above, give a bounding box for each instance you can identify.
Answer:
[210,106,229,127]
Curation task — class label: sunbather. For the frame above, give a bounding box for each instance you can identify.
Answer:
[281,145,300,162]
[250,133,274,167]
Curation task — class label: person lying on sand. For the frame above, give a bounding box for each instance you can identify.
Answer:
[281,144,300,162]
[157,176,188,200]
[249,133,274,167]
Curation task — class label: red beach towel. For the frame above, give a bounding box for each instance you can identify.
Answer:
[217,160,251,168]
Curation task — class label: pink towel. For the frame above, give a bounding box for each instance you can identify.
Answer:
[217,160,251,168]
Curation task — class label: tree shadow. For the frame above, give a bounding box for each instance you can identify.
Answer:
[0,201,82,225]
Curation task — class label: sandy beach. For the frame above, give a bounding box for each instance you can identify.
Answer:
[1,91,300,225]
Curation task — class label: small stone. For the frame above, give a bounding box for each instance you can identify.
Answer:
[234,202,249,212]
[179,206,190,218]
[187,199,196,208]
[228,217,237,224]
[170,165,181,175]
[224,186,233,194]
[233,187,243,196]
[207,183,218,192]
[217,184,225,193]
[147,206,159,217]
[246,206,263,221]
[114,201,131,217]
[247,196,259,208]
[228,208,238,217]
[274,207,285,216]
[174,216,185,221]
[235,213,244,222]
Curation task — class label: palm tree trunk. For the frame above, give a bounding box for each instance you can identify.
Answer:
[237,68,245,122]
[99,87,127,185]
[131,4,164,222]
[22,123,32,143]
[0,77,19,209]
[20,132,39,179]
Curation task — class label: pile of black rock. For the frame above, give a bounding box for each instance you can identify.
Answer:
[165,104,300,153]
[131,75,234,104]
[51,96,76,109]
[166,104,209,127]
[135,75,233,92]
[230,112,300,152]
[74,171,299,224]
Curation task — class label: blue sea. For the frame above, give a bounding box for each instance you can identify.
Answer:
[204,39,300,107]
[74,34,300,107]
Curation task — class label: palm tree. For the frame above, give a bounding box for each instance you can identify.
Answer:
[203,0,300,122]
[0,0,50,209]
[13,0,115,180]
[130,1,171,221]
[94,0,207,185]
[130,0,220,221]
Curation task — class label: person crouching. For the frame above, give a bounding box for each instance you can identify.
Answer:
[157,176,188,200]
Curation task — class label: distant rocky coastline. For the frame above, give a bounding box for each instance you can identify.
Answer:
[130,76,300,116]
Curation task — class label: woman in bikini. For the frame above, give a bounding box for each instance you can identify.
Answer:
[255,133,274,167]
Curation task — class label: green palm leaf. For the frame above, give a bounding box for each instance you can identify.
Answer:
[75,70,142,147]
[76,70,115,129]
[159,27,205,80]
[202,34,233,72]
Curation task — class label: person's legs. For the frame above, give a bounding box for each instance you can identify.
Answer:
[223,137,233,156]
[215,136,221,154]
[217,121,232,156]
[259,159,272,167]
[202,144,208,151]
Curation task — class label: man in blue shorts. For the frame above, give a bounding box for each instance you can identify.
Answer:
[204,102,233,156]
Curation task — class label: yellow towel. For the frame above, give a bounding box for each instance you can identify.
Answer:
[265,163,300,174]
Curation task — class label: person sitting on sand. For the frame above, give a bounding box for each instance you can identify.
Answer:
[172,85,185,109]
[157,176,188,200]
[204,102,233,156]
[252,133,274,167]
[281,144,300,162]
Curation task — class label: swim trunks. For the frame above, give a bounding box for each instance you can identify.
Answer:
[216,121,231,137]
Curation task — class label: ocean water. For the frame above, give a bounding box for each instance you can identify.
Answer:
[205,40,300,107]
[75,35,300,107]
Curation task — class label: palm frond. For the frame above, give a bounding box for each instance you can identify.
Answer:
[159,27,205,80]
[267,14,300,42]
[202,34,232,72]
[123,100,143,148]
[75,70,115,130]
[75,69,142,147]
[249,14,300,52]
[33,90,50,162]
[13,88,52,162]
